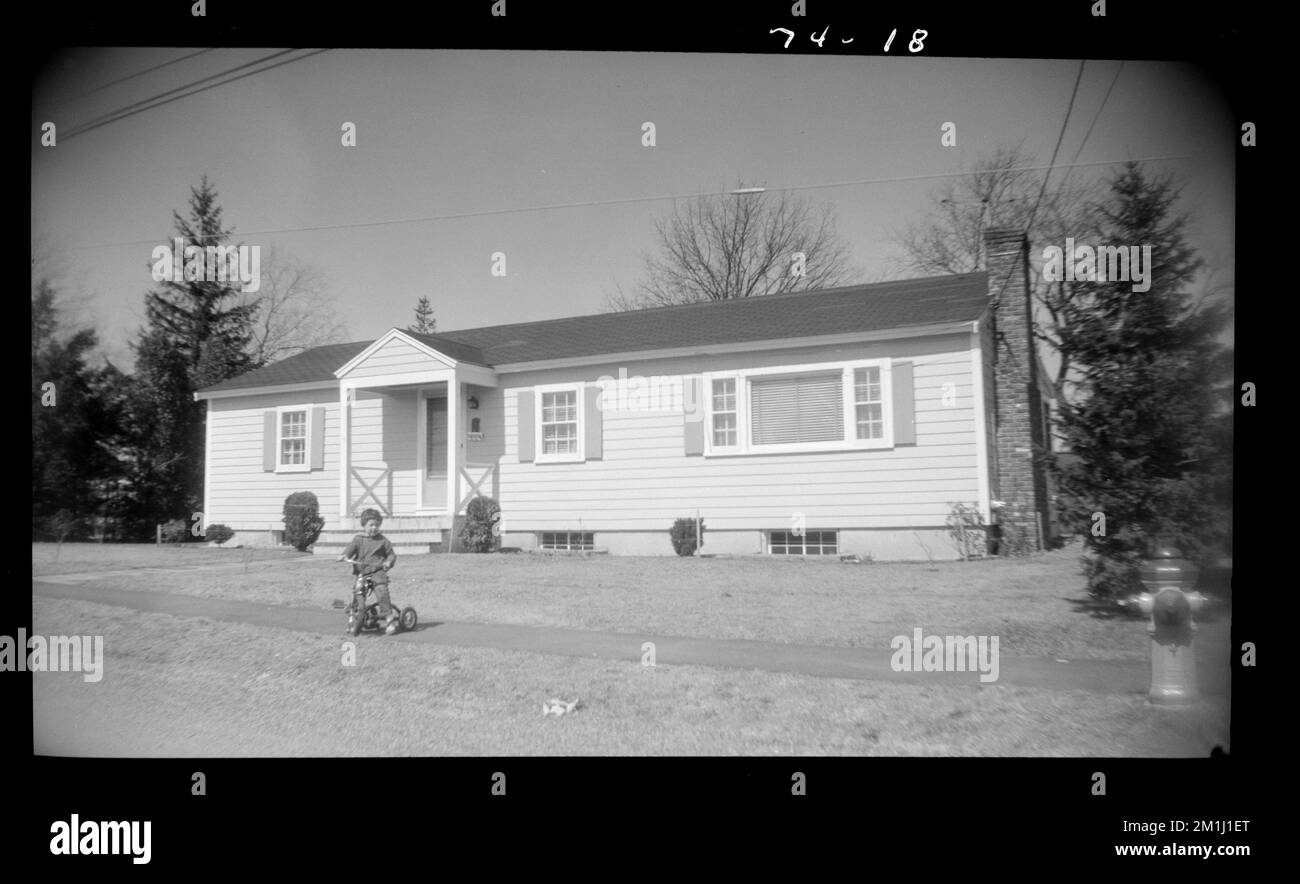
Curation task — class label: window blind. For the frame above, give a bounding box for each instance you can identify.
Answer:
[750,372,844,444]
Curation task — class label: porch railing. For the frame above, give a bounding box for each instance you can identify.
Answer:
[350,466,392,516]
[458,462,499,513]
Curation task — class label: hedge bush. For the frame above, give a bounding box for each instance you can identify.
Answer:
[160,518,190,543]
[670,516,704,556]
[283,492,325,551]
[946,502,987,560]
[460,495,501,553]
[206,524,235,546]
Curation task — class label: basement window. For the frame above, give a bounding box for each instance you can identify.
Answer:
[769,529,838,555]
[539,531,595,551]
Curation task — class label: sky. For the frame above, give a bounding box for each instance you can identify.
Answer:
[31,49,1235,370]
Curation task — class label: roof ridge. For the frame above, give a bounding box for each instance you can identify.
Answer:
[198,271,989,395]
[436,271,989,339]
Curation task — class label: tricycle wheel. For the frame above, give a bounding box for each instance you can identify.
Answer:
[400,607,418,631]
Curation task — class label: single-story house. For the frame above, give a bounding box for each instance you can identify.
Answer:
[194,228,1053,558]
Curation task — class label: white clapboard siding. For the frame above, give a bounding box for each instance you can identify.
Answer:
[206,389,340,530]
[495,338,982,530]
[340,336,437,379]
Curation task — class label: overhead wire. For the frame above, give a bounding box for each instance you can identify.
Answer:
[67,153,1197,251]
[62,49,330,141]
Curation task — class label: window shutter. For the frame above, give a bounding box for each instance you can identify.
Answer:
[584,386,602,460]
[310,406,326,469]
[263,411,277,471]
[517,390,535,462]
[751,372,843,444]
[892,361,916,445]
[683,377,704,456]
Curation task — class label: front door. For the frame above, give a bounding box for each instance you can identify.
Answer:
[424,396,448,509]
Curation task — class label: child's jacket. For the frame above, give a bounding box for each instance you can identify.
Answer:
[342,533,397,583]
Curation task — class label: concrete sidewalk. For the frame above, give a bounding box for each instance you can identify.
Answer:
[31,578,1230,696]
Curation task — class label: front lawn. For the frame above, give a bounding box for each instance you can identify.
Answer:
[32,542,307,576]
[33,595,1228,756]
[33,542,1227,661]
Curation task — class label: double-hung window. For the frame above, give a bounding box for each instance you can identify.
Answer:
[277,408,310,472]
[535,385,583,462]
[711,378,738,448]
[703,359,892,455]
[853,366,885,440]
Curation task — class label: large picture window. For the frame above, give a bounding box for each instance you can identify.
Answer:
[702,359,892,455]
[751,372,843,445]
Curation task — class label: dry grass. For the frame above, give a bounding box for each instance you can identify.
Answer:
[32,596,1228,757]
[35,542,1209,660]
[32,542,306,576]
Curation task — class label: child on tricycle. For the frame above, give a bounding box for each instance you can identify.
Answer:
[338,508,416,636]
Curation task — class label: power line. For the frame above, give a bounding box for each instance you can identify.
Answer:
[65,49,299,136]
[62,49,329,142]
[58,49,216,106]
[1057,60,1126,194]
[66,152,1197,252]
[1026,59,1086,233]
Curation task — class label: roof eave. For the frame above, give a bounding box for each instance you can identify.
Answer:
[195,380,340,401]
[490,319,980,373]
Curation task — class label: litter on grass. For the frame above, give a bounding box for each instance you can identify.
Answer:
[541,697,581,717]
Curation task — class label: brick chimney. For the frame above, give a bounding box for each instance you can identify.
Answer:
[984,228,1048,549]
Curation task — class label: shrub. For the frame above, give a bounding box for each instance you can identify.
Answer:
[1082,550,1144,600]
[460,495,501,553]
[49,509,82,544]
[283,491,325,552]
[206,524,235,546]
[996,498,1037,558]
[160,518,190,543]
[670,516,704,556]
[945,502,986,560]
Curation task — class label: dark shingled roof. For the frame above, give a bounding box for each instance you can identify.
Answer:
[198,271,989,395]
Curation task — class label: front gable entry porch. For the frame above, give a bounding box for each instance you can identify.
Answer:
[334,329,498,523]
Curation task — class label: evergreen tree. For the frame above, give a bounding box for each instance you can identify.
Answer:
[410,296,437,334]
[121,177,258,537]
[143,175,257,375]
[31,279,126,538]
[1050,163,1232,597]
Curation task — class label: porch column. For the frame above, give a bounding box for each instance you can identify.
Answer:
[446,374,461,514]
[339,383,352,521]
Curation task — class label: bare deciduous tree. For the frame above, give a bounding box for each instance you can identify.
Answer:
[889,144,1096,397]
[606,187,856,311]
[238,247,347,366]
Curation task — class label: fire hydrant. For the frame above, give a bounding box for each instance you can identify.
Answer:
[1135,546,1205,705]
